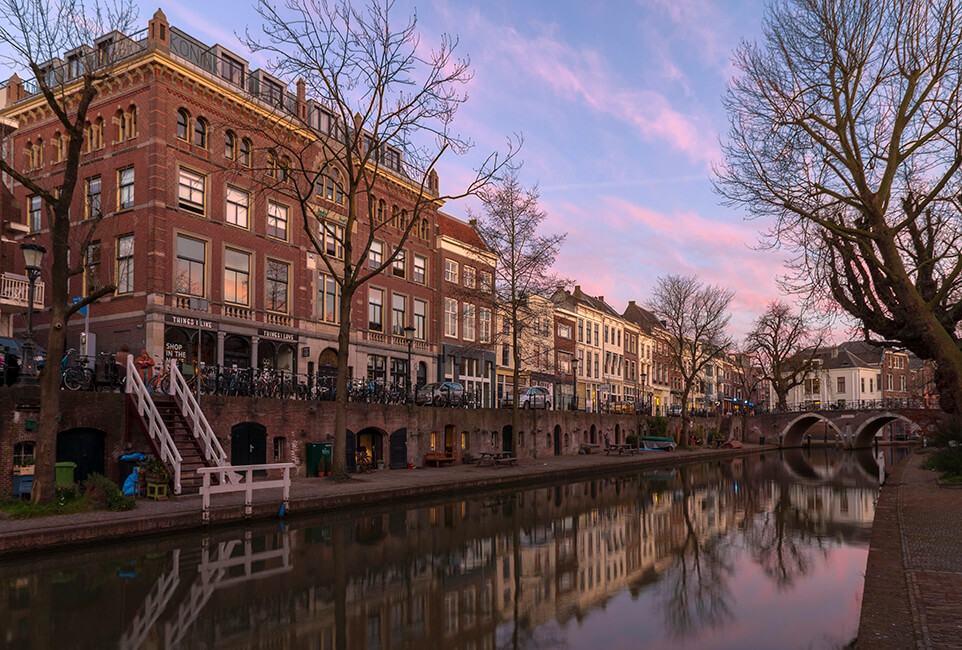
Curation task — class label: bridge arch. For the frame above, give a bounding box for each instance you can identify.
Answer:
[853,413,920,448]
[779,413,842,448]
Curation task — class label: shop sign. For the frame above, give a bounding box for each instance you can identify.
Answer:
[166,314,217,330]
[164,341,188,362]
[258,328,297,342]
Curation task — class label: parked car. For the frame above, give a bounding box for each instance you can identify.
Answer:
[668,405,683,417]
[502,386,552,409]
[415,382,465,407]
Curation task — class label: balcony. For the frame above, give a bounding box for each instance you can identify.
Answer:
[0,273,44,311]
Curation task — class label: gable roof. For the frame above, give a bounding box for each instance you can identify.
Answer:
[437,212,488,251]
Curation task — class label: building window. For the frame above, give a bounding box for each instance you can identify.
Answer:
[118,106,136,141]
[267,201,288,240]
[225,186,249,228]
[221,55,244,85]
[392,249,406,278]
[319,273,340,323]
[369,288,384,332]
[84,241,101,296]
[224,248,250,306]
[266,259,289,313]
[273,436,286,461]
[445,298,458,338]
[239,138,251,166]
[175,235,206,297]
[392,294,407,336]
[118,167,134,210]
[224,131,236,159]
[558,323,572,339]
[13,441,35,467]
[178,168,206,215]
[192,116,207,148]
[322,222,344,259]
[320,169,345,205]
[464,266,476,288]
[176,109,190,141]
[837,377,845,394]
[414,299,427,340]
[463,304,476,341]
[85,176,101,219]
[480,271,492,293]
[445,259,458,283]
[479,308,491,343]
[413,254,427,284]
[116,235,134,294]
[594,324,600,345]
[28,196,41,231]
[418,218,429,239]
[263,78,284,108]
[369,240,383,268]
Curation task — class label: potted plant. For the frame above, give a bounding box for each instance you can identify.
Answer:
[13,456,35,475]
[140,458,171,485]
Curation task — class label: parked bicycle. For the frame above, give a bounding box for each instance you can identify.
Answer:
[61,348,94,391]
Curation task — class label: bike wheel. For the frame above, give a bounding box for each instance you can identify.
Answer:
[63,368,84,390]
[159,374,171,394]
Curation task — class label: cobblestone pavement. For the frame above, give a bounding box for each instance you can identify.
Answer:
[858,451,962,649]
[0,445,763,556]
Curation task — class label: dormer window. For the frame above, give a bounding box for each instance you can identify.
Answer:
[263,79,284,109]
[221,55,244,85]
[67,55,82,79]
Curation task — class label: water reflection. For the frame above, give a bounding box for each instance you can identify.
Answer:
[0,448,909,649]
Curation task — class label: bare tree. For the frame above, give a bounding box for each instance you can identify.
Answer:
[473,168,566,452]
[241,0,516,478]
[0,0,137,503]
[647,275,733,442]
[727,351,765,439]
[745,301,825,410]
[714,0,962,418]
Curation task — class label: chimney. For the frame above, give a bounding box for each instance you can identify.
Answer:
[296,78,307,120]
[628,300,636,308]
[468,218,477,227]
[148,9,170,51]
[598,296,604,302]
[831,345,838,358]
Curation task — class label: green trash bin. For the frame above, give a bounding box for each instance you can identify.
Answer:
[55,461,77,486]
[306,443,323,477]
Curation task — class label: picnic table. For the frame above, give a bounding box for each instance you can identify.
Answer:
[477,451,518,467]
[605,443,639,456]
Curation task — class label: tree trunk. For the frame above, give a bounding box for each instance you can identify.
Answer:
[331,286,354,480]
[32,289,68,504]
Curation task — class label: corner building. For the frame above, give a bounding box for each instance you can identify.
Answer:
[2,11,442,384]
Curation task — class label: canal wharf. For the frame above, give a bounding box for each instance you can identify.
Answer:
[0,444,771,558]
[858,451,962,649]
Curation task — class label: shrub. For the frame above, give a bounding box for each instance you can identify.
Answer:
[626,433,639,446]
[83,473,136,512]
[922,419,962,480]
[647,416,669,438]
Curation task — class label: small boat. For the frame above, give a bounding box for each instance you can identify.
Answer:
[641,436,677,451]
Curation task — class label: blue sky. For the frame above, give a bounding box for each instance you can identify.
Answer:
[8,0,786,336]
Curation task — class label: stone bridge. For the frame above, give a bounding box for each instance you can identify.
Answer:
[746,408,948,449]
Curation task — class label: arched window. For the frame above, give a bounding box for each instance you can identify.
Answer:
[34,140,43,168]
[177,109,190,141]
[94,117,105,149]
[399,209,407,230]
[127,105,137,139]
[377,199,385,223]
[391,205,400,229]
[53,132,62,163]
[224,131,236,159]
[330,168,344,204]
[279,156,291,183]
[419,218,429,239]
[193,117,208,148]
[239,138,251,166]
[267,152,278,179]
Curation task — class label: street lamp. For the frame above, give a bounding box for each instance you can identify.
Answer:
[18,242,46,385]
[640,371,649,415]
[404,325,416,402]
[570,358,579,410]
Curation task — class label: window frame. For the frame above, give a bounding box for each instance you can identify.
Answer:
[176,108,190,141]
[265,258,290,313]
[117,166,135,210]
[177,167,206,216]
[368,287,384,332]
[225,185,250,229]
[392,248,406,279]
[175,233,207,298]
[85,176,101,220]
[223,247,251,306]
[266,200,289,241]
[28,195,41,232]
[413,254,427,284]
[369,240,383,269]
[444,298,458,338]
[414,299,427,340]
[115,234,134,295]
[193,116,208,149]
[444,258,459,283]
[392,293,407,336]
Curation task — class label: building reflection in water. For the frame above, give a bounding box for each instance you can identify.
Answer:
[0,448,907,649]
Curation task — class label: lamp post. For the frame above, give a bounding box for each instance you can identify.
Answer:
[640,371,649,415]
[570,358,579,410]
[18,243,46,385]
[404,325,415,402]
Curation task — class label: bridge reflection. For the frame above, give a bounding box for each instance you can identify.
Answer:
[0,452,888,649]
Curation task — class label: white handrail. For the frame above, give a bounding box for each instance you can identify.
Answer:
[126,355,183,494]
[197,463,294,523]
[118,549,180,650]
[168,360,236,484]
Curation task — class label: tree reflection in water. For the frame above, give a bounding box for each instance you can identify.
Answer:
[0,449,888,649]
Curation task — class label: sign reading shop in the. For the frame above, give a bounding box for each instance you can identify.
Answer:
[258,328,297,342]
[166,314,217,330]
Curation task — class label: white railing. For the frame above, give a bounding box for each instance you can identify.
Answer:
[126,356,183,494]
[0,273,44,308]
[118,549,180,650]
[197,463,294,523]
[168,360,235,484]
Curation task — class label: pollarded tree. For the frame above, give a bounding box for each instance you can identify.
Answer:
[647,275,734,442]
[0,0,137,503]
[745,301,825,410]
[473,168,566,453]
[715,0,962,418]
[241,0,516,478]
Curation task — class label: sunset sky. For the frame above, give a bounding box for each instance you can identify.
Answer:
[10,0,790,336]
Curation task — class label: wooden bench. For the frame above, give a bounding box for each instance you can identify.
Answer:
[424,451,455,467]
[494,456,518,467]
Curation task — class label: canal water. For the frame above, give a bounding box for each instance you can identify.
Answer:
[0,447,911,650]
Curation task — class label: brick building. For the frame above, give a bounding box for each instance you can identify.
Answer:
[436,213,496,406]
[1,11,449,387]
